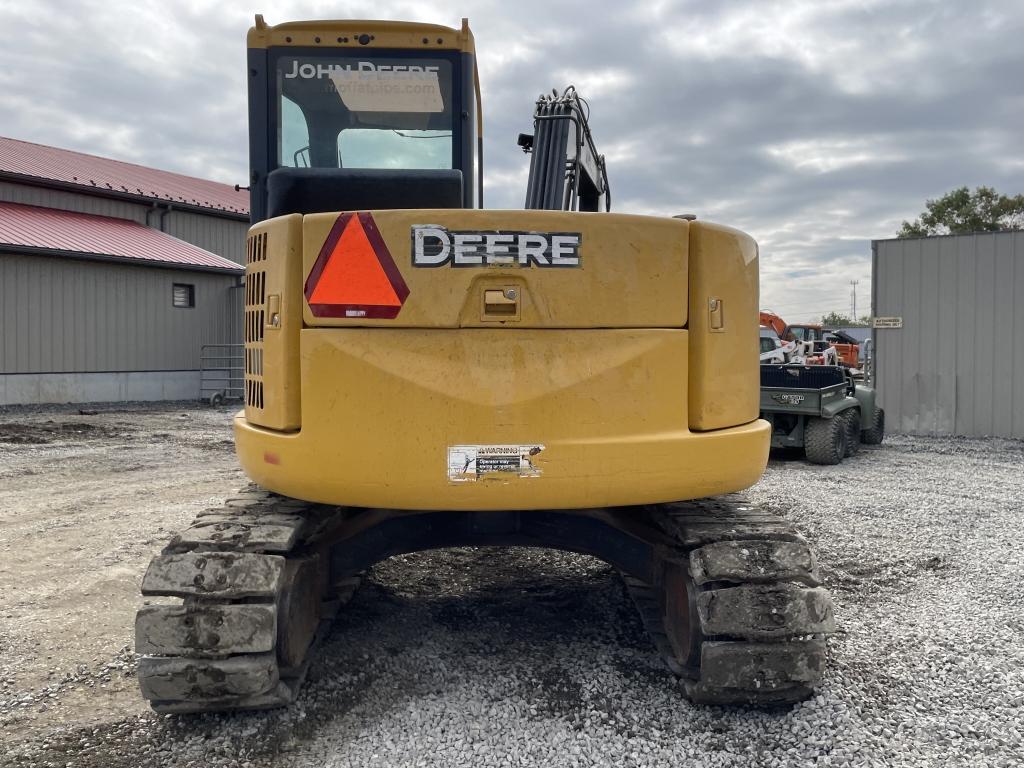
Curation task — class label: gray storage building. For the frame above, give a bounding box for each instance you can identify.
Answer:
[872,231,1024,438]
[0,136,250,405]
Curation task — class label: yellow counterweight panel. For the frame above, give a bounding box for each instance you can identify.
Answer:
[300,210,689,329]
[234,328,769,510]
[687,221,760,430]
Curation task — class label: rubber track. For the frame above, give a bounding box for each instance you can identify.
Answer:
[137,490,831,711]
[625,496,834,706]
[135,486,357,714]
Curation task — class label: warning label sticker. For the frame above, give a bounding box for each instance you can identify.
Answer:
[447,444,544,482]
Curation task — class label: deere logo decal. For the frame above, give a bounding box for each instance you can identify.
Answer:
[412,225,582,268]
[771,393,806,405]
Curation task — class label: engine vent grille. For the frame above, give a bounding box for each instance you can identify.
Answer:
[247,232,267,263]
[244,232,267,410]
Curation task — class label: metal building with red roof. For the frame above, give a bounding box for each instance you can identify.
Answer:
[0,136,250,405]
[0,136,250,217]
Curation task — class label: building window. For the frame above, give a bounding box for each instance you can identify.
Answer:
[172,283,195,308]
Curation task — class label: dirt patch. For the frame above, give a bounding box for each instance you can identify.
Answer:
[0,403,246,747]
[0,421,131,444]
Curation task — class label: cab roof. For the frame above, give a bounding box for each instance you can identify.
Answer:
[247,16,476,54]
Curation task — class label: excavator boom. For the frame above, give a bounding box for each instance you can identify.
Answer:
[520,86,610,212]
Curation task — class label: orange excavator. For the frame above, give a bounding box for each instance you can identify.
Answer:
[759,310,859,368]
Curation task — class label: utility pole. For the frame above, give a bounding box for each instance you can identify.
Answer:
[850,280,859,322]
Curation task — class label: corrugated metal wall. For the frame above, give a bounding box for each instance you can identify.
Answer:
[0,180,147,223]
[0,252,242,373]
[0,181,248,265]
[872,231,1024,438]
[164,210,248,265]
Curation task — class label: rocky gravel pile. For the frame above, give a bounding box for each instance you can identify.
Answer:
[3,434,1023,767]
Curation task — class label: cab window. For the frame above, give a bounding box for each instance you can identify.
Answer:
[276,56,455,170]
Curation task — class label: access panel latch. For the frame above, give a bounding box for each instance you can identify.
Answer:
[482,287,521,321]
[708,297,725,332]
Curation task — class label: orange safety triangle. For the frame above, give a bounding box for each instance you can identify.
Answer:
[308,215,402,307]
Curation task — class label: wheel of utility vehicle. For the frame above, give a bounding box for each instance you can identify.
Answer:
[842,409,860,457]
[209,391,224,407]
[804,416,846,465]
[861,407,885,445]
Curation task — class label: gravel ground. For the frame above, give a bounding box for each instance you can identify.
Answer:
[1,405,1023,767]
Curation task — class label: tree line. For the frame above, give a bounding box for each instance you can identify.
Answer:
[898,186,1024,237]
[815,186,1022,325]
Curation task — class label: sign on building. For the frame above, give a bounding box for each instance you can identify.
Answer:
[872,316,903,329]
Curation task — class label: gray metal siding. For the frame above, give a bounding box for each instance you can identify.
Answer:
[163,210,248,266]
[873,231,1024,438]
[0,180,148,223]
[0,252,242,374]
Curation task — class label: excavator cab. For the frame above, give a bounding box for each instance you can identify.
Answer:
[246,16,482,223]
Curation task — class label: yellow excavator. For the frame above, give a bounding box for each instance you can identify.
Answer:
[134,16,834,713]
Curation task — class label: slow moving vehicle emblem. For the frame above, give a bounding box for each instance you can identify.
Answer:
[305,212,410,318]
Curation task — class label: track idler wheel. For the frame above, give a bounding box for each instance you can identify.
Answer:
[277,557,325,670]
[661,560,701,675]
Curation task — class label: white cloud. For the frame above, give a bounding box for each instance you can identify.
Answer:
[549,68,635,100]
[765,137,905,173]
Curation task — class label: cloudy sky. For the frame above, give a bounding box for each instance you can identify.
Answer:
[2,0,1022,321]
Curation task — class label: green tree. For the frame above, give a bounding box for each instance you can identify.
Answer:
[898,186,1024,237]
[821,312,853,327]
